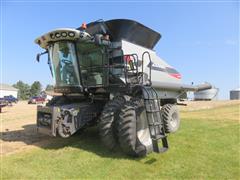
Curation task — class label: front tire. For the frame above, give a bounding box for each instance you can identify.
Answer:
[99,97,125,150]
[117,100,152,157]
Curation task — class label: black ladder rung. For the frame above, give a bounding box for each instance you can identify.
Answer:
[148,122,162,126]
[144,99,159,101]
[146,110,160,113]
[152,137,168,153]
[152,134,166,140]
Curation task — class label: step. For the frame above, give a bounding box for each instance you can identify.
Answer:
[152,134,166,140]
[152,138,169,153]
[148,122,162,126]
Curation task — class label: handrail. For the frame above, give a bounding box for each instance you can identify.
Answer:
[141,51,152,85]
[122,53,140,85]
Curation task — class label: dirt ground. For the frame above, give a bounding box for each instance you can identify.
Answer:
[0,101,50,156]
[1,100,239,156]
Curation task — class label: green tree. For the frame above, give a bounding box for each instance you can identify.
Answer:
[30,81,42,97]
[45,84,54,91]
[13,81,31,100]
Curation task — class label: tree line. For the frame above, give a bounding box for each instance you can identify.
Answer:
[13,81,54,100]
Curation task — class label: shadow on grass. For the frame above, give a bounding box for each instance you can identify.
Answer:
[1,124,144,160]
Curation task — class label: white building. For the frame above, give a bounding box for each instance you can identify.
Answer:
[0,83,18,98]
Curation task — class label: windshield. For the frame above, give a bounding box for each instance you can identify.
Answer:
[49,42,80,87]
[76,43,108,87]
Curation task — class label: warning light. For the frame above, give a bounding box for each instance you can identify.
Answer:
[81,22,87,30]
[41,36,46,41]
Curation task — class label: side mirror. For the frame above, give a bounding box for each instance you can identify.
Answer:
[36,53,41,62]
[36,50,48,62]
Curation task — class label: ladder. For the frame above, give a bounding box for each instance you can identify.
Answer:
[142,86,168,153]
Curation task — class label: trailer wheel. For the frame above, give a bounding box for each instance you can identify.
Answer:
[161,104,180,133]
[117,100,152,157]
[99,97,125,150]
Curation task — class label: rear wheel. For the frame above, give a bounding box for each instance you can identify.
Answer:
[161,104,180,133]
[117,100,152,157]
[99,97,125,150]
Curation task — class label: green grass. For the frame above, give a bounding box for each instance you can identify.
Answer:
[2,104,240,179]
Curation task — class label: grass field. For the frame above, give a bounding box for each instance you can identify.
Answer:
[1,102,240,179]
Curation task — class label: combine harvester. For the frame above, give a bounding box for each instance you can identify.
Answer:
[35,19,211,156]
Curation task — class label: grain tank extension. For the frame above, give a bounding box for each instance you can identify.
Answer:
[35,19,211,157]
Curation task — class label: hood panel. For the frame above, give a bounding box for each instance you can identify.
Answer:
[78,19,161,49]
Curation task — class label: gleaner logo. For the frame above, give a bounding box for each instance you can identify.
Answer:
[50,31,75,39]
[148,62,181,79]
[148,62,165,71]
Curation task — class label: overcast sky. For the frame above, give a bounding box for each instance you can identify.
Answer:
[1,0,239,99]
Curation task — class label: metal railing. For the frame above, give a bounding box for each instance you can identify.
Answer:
[141,51,152,85]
